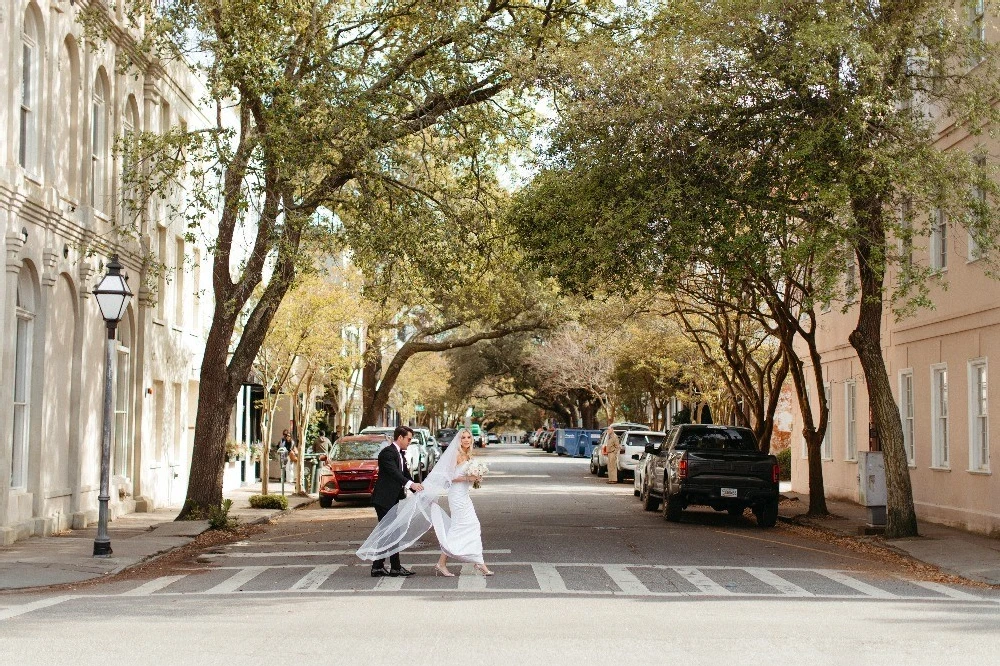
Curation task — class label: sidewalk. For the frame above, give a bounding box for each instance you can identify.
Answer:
[779,492,1000,585]
[0,484,313,591]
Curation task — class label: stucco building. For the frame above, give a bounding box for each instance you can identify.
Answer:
[0,0,215,544]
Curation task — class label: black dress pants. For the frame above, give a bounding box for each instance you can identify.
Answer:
[372,502,401,570]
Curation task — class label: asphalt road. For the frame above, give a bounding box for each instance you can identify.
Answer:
[2,444,998,665]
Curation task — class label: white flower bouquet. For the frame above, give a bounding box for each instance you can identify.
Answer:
[467,461,489,489]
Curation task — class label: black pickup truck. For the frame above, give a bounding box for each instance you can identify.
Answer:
[640,424,780,527]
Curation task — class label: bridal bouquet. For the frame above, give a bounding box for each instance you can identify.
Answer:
[467,461,489,489]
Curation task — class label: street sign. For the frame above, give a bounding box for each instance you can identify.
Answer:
[415,404,425,412]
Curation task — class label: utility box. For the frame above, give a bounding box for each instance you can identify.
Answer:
[857,451,887,527]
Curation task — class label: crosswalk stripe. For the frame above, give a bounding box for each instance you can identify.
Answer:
[374,576,405,591]
[816,570,896,599]
[673,567,733,595]
[532,563,568,593]
[202,567,269,594]
[744,568,814,597]
[458,564,489,591]
[290,565,341,591]
[122,576,187,596]
[907,580,985,601]
[0,596,73,621]
[603,565,652,595]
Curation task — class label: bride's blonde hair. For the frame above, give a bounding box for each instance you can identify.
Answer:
[456,428,474,465]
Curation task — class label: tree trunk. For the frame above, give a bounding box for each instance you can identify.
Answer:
[805,435,827,515]
[360,332,383,428]
[850,201,918,538]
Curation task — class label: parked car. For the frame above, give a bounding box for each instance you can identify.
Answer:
[633,451,654,497]
[641,424,780,527]
[359,426,427,481]
[486,432,501,446]
[590,442,602,475]
[420,429,442,468]
[540,430,556,452]
[437,428,458,447]
[613,430,667,482]
[318,434,387,507]
[594,422,649,476]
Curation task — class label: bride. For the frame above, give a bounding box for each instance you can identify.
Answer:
[356,428,494,576]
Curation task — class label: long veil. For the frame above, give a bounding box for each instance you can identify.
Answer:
[356,430,465,561]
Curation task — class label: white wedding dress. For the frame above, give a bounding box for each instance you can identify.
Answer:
[356,433,485,565]
[431,461,484,564]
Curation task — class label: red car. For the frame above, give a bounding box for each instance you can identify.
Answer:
[318,434,388,507]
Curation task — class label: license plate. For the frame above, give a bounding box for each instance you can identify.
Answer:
[721,488,738,498]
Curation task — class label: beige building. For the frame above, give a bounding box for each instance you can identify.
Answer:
[789,84,1000,535]
[0,0,215,544]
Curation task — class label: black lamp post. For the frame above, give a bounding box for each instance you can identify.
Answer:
[92,255,132,557]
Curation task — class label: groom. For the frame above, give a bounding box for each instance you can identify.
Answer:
[371,425,424,577]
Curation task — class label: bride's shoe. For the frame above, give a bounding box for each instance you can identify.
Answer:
[434,565,456,577]
[474,564,494,576]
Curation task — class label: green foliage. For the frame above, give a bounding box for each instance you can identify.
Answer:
[775,448,792,482]
[249,494,289,511]
[208,500,238,530]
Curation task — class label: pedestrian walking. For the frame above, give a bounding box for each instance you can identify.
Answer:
[604,427,620,484]
[314,430,332,456]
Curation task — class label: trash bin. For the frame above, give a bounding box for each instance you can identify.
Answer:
[857,451,887,528]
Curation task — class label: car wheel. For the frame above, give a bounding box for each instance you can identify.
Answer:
[663,495,683,522]
[590,459,598,475]
[634,487,640,497]
[756,500,779,528]
[642,484,660,512]
[319,495,333,508]
[598,465,607,478]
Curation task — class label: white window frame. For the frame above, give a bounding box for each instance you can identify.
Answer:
[970,0,986,44]
[91,78,108,210]
[113,327,133,479]
[845,380,857,461]
[174,237,186,328]
[931,364,950,469]
[969,155,986,262]
[899,369,915,467]
[822,383,833,460]
[11,309,34,489]
[19,12,39,174]
[968,359,989,473]
[931,208,948,271]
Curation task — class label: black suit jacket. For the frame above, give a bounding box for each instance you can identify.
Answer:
[372,443,412,511]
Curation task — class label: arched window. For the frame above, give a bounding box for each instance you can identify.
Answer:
[113,308,134,478]
[91,72,109,210]
[20,8,41,173]
[11,267,36,489]
[60,37,81,196]
[121,97,140,221]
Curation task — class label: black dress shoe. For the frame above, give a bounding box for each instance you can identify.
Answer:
[389,566,415,577]
[371,567,391,578]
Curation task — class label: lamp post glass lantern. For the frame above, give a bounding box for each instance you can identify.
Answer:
[92,255,132,557]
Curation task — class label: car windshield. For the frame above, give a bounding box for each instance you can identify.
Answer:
[329,442,382,461]
[625,434,666,447]
[674,427,757,452]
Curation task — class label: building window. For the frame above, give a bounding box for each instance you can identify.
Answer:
[970,0,986,44]
[822,383,833,460]
[192,248,201,330]
[113,316,133,478]
[121,99,140,222]
[969,155,986,262]
[900,370,915,466]
[11,269,35,489]
[845,381,857,461]
[931,364,949,468]
[931,208,948,271]
[969,360,989,472]
[156,226,167,320]
[91,75,109,210]
[20,11,40,173]
[175,237,186,327]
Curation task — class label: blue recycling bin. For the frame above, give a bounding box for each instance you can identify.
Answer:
[554,429,603,457]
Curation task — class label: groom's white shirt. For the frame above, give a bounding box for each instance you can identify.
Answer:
[393,443,414,491]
